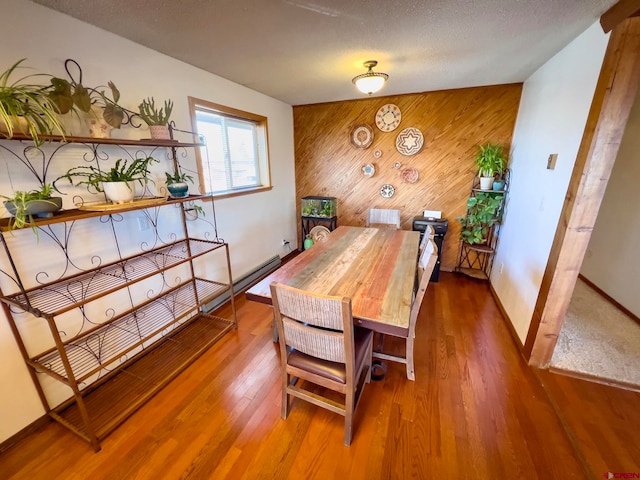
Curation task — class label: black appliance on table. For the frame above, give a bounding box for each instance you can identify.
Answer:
[412,216,449,282]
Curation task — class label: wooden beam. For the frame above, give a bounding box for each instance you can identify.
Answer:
[525,17,640,367]
[601,0,640,33]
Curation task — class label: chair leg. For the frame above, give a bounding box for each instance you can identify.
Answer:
[365,338,373,384]
[406,336,415,381]
[272,312,279,342]
[344,390,354,446]
[281,373,290,419]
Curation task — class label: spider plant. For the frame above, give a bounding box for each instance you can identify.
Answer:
[0,59,67,145]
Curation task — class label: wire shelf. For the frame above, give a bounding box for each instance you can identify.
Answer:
[31,278,228,383]
[1,239,225,317]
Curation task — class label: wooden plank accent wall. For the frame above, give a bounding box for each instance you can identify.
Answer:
[293,85,523,271]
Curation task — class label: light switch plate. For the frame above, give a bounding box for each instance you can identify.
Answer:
[547,153,558,170]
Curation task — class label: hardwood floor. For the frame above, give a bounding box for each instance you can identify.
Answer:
[1,272,639,479]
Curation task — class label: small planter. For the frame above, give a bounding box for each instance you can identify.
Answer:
[102,181,135,204]
[87,106,112,139]
[493,179,505,191]
[479,176,493,190]
[149,125,171,140]
[167,182,189,198]
[4,197,63,219]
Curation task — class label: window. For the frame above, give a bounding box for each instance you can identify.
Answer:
[189,97,271,197]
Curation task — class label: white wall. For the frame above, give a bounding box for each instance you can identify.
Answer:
[580,90,640,317]
[0,0,296,443]
[491,23,609,343]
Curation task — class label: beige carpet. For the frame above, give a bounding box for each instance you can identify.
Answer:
[550,278,640,387]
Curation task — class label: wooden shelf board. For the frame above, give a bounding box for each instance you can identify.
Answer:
[52,312,234,442]
[465,244,495,253]
[0,195,210,231]
[455,267,489,281]
[2,132,204,148]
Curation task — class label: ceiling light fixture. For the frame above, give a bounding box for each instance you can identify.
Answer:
[352,60,388,95]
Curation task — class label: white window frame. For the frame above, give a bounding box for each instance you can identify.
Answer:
[189,97,272,199]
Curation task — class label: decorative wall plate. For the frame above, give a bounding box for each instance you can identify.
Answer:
[393,161,402,169]
[375,104,402,132]
[362,163,376,177]
[401,167,419,184]
[395,127,424,156]
[380,184,395,198]
[350,124,374,148]
[374,149,382,158]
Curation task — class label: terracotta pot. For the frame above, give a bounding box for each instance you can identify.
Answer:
[149,125,170,140]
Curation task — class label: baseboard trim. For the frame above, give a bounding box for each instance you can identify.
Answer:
[0,415,50,454]
[578,274,640,326]
[489,282,525,353]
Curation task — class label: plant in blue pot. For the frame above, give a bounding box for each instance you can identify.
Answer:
[164,169,194,198]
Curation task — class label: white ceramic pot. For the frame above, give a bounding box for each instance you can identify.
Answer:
[87,106,112,139]
[479,176,494,190]
[102,181,135,204]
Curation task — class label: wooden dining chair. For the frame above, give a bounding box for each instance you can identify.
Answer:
[418,224,434,255]
[270,282,374,446]
[374,238,438,380]
[366,208,401,229]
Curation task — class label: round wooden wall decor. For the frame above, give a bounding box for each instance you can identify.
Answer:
[350,124,374,148]
[395,127,424,156]
[380,184,395,198]
[375,104,402,132]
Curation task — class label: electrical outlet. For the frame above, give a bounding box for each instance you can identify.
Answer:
[137,216,150,231]
[282,239,290,246]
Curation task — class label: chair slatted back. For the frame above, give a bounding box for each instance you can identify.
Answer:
[270,283,354,364]
[411,239,438,338]
[366,208,401,229]
[418,225,434,255]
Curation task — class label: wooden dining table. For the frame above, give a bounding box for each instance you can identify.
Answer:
[245,225,420,337]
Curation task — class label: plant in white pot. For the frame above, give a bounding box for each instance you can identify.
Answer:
[164,170,194,198]
[138,97,173,140]
[54,156,158,204]
[475,142,506,190]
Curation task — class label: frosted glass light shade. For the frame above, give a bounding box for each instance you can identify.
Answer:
[354,75,387,94]
[352,60,388,95]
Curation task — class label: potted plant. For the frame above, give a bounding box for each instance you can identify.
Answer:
[164,169,194,198]
[2,183,62,232]
[0,59,67,145]
[138,97,173,140]
[475,142,506,190]
[48,59,128,136]
[456,191,504,245]
[54,156,158,204]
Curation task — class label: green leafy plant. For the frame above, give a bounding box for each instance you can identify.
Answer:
[48,59,126,129]
[138,97,173,126]
[165,170,194,184]
[0,59,67,145]
[54,157,158,193]
[475,142,506,178]
[456,192,504,244]
[1,183,60,232]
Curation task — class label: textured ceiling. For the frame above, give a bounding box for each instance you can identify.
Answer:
[32,0,617,106]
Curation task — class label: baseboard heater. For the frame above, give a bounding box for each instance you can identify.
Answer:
[203,254,282,312]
